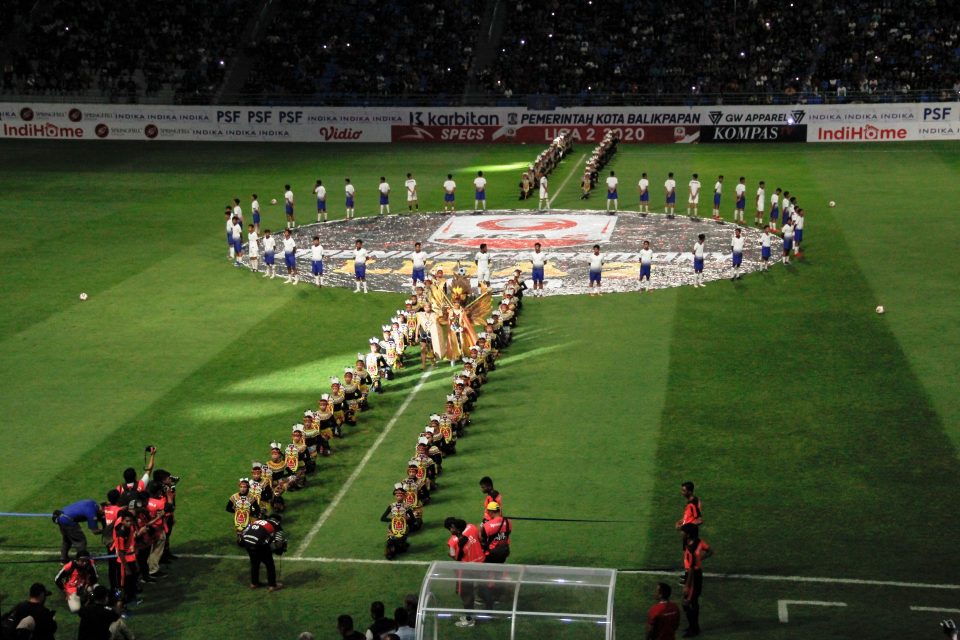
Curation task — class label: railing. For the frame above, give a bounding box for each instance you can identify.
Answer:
[1,89,957,108]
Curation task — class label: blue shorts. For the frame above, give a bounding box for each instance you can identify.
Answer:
[532,266,545,283]
[226,232,232,244]
[761,246,771,260]
[783,238,793,251]
[713,193,721,206]
[233,238,243,253]
[475,191,485,201]
[265,251,275,265]
[732,252,743,267]
[794,229,803,243]
[770,206,779,220]
[608,190,618,200]
[736,197,745,209]
[412,267,425,282]
[589,269,602,284]
[312,260,324,275]
[346,196,354,208]
[666,194,676,204]
[284,251,296,268]
[380,195,389,205]
[639,264,651,279]
[640,192,649,202]
[444,193,455,203]
[285,204,294,216]
[694,257,704,272]
[253,212,261,224]
[355,263,366,279]
[317,199,326,212]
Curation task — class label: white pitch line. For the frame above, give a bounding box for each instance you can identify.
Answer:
[3,548,960,591]
[547,153,587,208]
[778,600,846,623]
[910,606,960,613]
[293,368,433,557]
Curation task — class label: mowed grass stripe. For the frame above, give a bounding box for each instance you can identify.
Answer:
[644,159,960,586]
[804,142,960,448]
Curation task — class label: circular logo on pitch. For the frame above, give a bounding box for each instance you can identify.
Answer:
[144,124,159,139]
[19,107,34,121]
[94,123,110,138]
[68,108,83,122]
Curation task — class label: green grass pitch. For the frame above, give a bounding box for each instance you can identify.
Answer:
[0,139,958,639]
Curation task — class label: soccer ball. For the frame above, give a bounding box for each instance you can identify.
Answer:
[271,198,278,205]
[829,200,836,208]
[79,292,88,301]
[875,305,885,314]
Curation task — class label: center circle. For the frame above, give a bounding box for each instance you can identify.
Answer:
[476,217,578,232]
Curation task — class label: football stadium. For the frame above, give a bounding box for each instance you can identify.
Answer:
[1,2,959,639]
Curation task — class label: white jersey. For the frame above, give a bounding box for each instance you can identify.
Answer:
[233,205,243,220]
[379,182,390,195]
[665,178,676,193]
[689,180,701,201]
[405,178,418,200]
[693,241,705,259]
[354,248,368,264]
[639,248,653,265]
[283,237,296,253]
[284,190,294,205]
[756,187,765,208]
[782,223,795,239]
[262,236,276,253]
[311,244,324,261]
[606,176,619,191]
[638,178,649,193]
[530,251,547,268]
[731,235,745,253]
[231,222,243,241]
[412,250,426,269]
[315,185,326,201]
[443,179,456,194]
[345,184,356,198]
[539,176,549,198]
[251,199,260,214]
[589,253,603,271]
[735,183,746,201]
[761,233,771,248]
[248,231,259,257]
[794,215,804,230]
[475,252,491,272]
[771,193,779,209]
[226,217,233,233]
[473,177,487,191]
[714,181,722,194]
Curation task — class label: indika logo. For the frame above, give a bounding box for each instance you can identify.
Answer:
[20,107,34,121]
[94,123,109,138]
[144,124,159,139]
[68,108,83,122]
[708,111,723,125]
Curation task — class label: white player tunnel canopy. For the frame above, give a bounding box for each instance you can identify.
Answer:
[416,561,617,639]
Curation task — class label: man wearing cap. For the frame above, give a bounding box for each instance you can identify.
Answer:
[52,498,105,564]
[227,478,261,543]
[480,502,511,563]
[6,583,57,639]
[55,549,99,613]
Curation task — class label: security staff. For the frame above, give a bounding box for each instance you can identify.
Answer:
[239,516,286,591]
[480,502,511,563]
[681,525,714,638]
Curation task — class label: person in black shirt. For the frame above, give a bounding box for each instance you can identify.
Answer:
[365,601,394,640]
[5,583,57,640]
[337,614,365,640]
[239,516,286,591]
[77,585,133,640]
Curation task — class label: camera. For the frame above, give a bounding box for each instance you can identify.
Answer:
[169,475,181,484]
[144,445,153,452]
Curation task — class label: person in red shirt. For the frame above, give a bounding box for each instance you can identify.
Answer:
[445,517,484,628]
[54,550,98,613]
[681,525,714,638]
[480,502,511,564]
[646,582,681,640]
[479,476,502,522]
[675,481,703,533]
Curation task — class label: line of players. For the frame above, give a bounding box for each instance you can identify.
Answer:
[224,304,422,552]
[379,286,521,560]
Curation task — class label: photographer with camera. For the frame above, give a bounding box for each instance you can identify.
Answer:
[116,447,157,503]
[239,515,287,592]
[152,466,181,562]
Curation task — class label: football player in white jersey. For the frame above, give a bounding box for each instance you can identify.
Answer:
[473,171,487,211]
[664,172,677,216]
[405,173,419,211]
[638,172,650,213]
[378,177,391,215]
[712,175,723,220]
[588,244,604,296]
[474,243,491,287]
[730,227,745,280]
[538,175,549,210]
[687,173,701,216]
[314,179,327,222]
[734,177,746,223]
[754,181,766,226]
[443,174,456,212]
[247,223,260,272]
[606,171,619,212]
